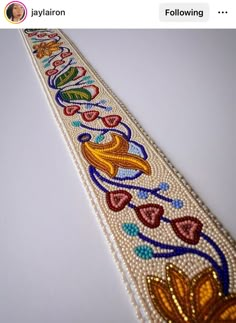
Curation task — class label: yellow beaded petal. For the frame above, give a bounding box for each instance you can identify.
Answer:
[166,264,191,320]
[208,296,236,322]
[191,268,221,321]
[146,276,184,322]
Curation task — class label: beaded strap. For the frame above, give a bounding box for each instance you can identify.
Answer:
[21,29,236,322]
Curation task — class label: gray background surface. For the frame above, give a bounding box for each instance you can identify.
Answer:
[0,29,235,323]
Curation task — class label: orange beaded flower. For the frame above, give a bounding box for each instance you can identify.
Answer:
[33,41,62,59]
[81,133,151,178]
[147,263,236,322]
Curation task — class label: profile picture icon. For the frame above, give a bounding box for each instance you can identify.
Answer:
[5,1,27,23]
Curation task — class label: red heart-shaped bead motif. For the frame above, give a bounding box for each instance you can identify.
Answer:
[45,69,58,76]
[37,33,47,38]
[63,105,80,116]
[53,60,65,67]
[61,52,72,59]
[48,33,58,38]
[82,111,99,122]
[28,32,38,37]
[135,204,164,228]
[171,216,203,245]
[106,190,132,212]
[102,115,121,128]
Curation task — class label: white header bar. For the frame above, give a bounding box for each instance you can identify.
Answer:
[0,0,235,28]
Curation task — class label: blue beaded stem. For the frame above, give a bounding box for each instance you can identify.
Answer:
[78,102,110,111]
[200,232,229,295]
[76,123,130,140]
[92,167,174,204]
[55,92,67,108]
[120,122,132,140]
[89,166,108,193]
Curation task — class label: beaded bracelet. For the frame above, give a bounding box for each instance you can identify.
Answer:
[21,29,236,322]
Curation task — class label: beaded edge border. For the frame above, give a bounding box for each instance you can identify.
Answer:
[20,29,236,322]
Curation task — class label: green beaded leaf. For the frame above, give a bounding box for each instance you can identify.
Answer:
[134,245,153,260]
[60,88,92,102]
[55,67,78,88]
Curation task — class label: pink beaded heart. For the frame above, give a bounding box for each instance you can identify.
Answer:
[82,111,99,122]
[45,69,58,76]
[102,115,121,128]
[53,60,65,67]
[63,105,80,116]
[61,52,72,59]
[48,33,58,38]
[106,190,132,212]
[171,216,203,245]
[135,204,164,228]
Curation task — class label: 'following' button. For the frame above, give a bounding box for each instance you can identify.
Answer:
[159,3,209,22]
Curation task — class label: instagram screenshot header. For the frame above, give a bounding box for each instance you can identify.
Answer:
[0,0,235,28]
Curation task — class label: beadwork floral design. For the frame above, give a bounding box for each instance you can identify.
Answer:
[122,222,229,296]
[33,41,63,59]
[81,133,151,178]
[23,29,236,322]
[147,263,236,322]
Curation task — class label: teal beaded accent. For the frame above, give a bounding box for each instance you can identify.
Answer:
[134,245,153,260]
[122,223,139,236]
[71,120,81,127]
[82,76,91,81]
[42,57,49,63]
[95,134,105,143]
